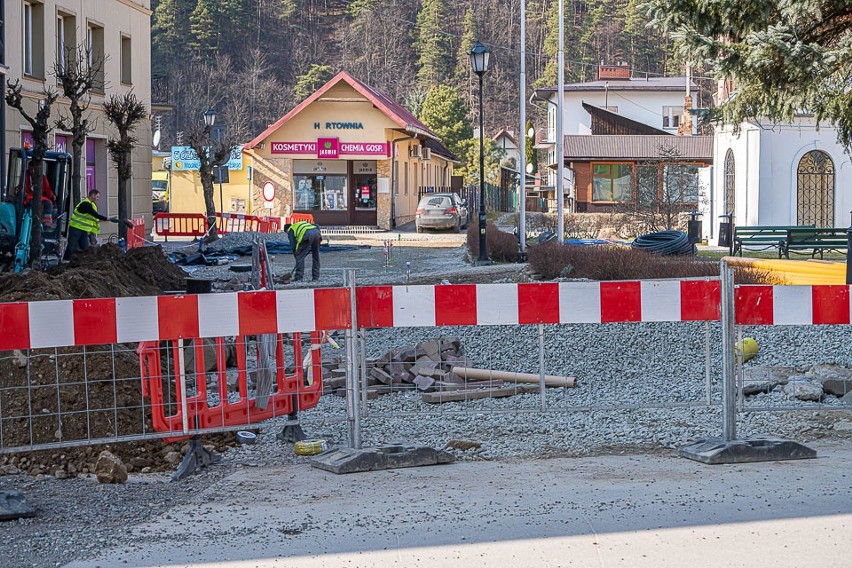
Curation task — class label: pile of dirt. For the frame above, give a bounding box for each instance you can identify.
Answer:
[0,244,238,479]
[0,244,189,302]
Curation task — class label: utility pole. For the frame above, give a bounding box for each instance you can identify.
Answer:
[519,0,527,258]
[556,0,565,243]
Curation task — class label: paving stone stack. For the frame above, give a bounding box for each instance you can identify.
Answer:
[321,336,490,398]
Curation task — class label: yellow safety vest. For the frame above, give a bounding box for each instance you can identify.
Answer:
[290,221,318,249]
[69,198,101,234]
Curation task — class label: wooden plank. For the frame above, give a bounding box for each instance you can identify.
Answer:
[422,384,540,404]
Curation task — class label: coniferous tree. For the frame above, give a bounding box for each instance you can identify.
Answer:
[645,0,852,148]
[189,0,219,58]
[419,85,473,158]
[293,64,334,102]
[412,0,453,89]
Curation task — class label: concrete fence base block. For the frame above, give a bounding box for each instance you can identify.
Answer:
[311,444,455,474]
[679,436,817,465]
[0,490,37,521]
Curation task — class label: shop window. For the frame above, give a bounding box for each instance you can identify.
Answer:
[85,138,109,214]
[592,163,632,202]
[294,174,347,211]
[662,106,683,129]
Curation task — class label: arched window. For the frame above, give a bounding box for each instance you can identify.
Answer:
[797,150,834,227]
[724,149,735,216]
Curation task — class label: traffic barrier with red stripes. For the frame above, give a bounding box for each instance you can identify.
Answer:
[137,332,324,441]
[5,281,852,352]
[215,213,260,234]
[153,213,208,239]
[153,213,285,238]
[3,278,849,453]
[126,217,146,250]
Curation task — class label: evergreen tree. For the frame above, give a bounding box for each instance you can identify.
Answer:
[294,64,334,102]
[152,0,191,73]
[419,85,473,159]
[412,0,453,89]
[454,8,477,85]
[189,0,219,57]
[453,137,502,187]
[646,0,852,149]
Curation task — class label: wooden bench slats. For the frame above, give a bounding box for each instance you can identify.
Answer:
[733,224,848,258]
[783,227,849,259]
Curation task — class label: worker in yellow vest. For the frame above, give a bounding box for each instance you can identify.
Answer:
[284,221,322,281]
[63,189,123,260]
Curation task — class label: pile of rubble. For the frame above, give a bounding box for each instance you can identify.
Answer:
[743,364,852,402]
[320,336,547,403]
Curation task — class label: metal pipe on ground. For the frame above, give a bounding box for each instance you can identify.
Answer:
[452,366,576,388]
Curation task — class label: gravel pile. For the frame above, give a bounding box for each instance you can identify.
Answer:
[221,320,852,468]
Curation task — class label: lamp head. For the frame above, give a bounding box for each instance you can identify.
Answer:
[469,41,491,76]
[203,108,216,128]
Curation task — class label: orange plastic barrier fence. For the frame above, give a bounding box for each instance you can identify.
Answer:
[258,216,281,233]
[153,213,208,240]
[137,332,324,441]
[126,217,146,250]
[216,213,261,234]
[285,213,315,224]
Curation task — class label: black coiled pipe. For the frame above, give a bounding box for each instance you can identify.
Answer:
[631,230,695,256]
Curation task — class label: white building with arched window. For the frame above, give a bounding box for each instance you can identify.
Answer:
[711,117,852,244]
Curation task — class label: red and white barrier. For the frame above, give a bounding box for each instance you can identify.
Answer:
[4,281,850,351]
[736,285,852,326]
[0,280,717,350]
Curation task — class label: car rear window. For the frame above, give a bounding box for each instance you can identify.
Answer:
[422,196,451,207]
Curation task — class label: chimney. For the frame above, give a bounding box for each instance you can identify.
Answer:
[598,64,631,81]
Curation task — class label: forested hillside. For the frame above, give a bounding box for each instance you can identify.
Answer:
[151,0,688,147]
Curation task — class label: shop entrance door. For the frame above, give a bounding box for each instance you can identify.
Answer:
[350,161,378,226]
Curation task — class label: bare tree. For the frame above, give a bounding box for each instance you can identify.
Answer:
[54,44,106,204]
[185,120,242,243]
[5,81,59,263]
[104,93,146,241]
[616,144,702,235]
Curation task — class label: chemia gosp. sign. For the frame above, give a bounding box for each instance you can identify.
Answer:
[170,145,244,171]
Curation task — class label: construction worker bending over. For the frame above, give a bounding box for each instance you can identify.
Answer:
[64,189,123,259]
[285,221,321,281]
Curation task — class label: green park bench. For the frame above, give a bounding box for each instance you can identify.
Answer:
[781,227,849,259]
[733,225,810,257]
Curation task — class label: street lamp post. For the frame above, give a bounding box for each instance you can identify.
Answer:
[470,40,492,264]
[203,108,224,224]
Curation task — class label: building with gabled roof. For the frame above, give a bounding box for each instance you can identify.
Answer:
[243,72,457,228]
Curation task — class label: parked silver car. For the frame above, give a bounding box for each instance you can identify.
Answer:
[415,193,469,233]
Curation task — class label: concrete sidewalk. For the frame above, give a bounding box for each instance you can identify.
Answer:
[66,441,852,568]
